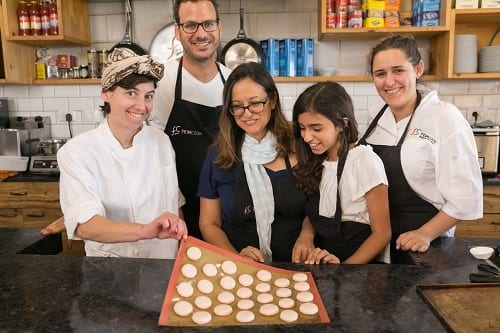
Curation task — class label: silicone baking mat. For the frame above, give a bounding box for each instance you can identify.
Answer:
[158,236,330,327]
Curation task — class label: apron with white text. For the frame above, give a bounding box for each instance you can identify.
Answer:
[164,58,226,239]
[358,97,438,263]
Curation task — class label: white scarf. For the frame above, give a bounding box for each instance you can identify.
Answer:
[319,160,338,217]
[241,131,277,262]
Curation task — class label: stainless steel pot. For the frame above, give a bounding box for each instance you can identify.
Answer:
[38,138,68,155]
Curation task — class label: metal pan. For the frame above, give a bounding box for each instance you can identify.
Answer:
[149,22,183,64]
[220,5,264,70]
[111,0,146,55]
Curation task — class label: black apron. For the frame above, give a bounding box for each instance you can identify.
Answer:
[358,97,439,263]
[222,156,306,262]
[164,58,226,240]
[306,152,372,262]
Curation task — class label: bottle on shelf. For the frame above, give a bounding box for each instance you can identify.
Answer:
[49,0,59,35]
[17,1,31,36]
[29,0,42,36]
[40,1,50,36]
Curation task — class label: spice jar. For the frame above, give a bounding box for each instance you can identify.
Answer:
[79,65,89,79]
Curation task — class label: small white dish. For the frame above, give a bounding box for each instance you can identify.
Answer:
[316,66,337,76]
[469,246,494,260]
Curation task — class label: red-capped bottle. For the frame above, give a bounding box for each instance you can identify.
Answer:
[29,0,41,36]
[40,1,50,36]
[49,0,59,35]
[17,1,31,36]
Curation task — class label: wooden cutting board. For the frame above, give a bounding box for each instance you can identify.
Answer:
[417,283,500,333]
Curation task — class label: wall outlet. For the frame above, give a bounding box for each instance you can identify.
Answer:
[58,111,75,123]
[467,108,486,125]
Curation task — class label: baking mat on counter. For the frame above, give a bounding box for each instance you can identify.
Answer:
[417,283,500,333]
[158,236,330,327]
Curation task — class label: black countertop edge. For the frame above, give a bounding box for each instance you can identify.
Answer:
[1,227,499,332]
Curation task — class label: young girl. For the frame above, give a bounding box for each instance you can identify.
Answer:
[292,81,391,264]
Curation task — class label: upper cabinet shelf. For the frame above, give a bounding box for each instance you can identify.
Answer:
[1,0,90,47]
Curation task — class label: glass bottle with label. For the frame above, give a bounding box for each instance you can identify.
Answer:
[29,0,41,36]
[49,0,59,35]
[17,1,31,36]
[40,1,50,36]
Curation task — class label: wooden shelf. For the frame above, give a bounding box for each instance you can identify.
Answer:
[318,26,450,41]
[454,8,500,24]
[32,78,100,85]
[1,0,90,47]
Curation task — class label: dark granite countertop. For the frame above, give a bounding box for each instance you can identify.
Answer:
[2,171,60,182]
[1,228,499,332]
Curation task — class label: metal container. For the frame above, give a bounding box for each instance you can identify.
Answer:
[9,116,51,156]
[0,128,21,156]
[473,128,500,175]
[38,137,67,155]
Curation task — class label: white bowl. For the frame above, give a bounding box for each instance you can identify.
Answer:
[469,246,494,260]
[316,66,337,76]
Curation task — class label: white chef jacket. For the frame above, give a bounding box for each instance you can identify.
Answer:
[58,119,182,258]
[365,90,483,234]
[148,59,231,130]
[321,145,390,263]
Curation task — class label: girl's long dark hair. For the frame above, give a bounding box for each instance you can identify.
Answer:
[292,81,358,195]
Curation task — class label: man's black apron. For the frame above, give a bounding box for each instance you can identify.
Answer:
[222,157,306,262]
[306,152,372,262]
[358,96,438,263]
[164,58,226,239]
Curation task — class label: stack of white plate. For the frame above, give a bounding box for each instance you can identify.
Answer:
[479,46,500,72]
[453,34,478,74]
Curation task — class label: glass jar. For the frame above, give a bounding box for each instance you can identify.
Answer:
[40,1,50,36]
[79,65,89,79]
[49,0,59,35]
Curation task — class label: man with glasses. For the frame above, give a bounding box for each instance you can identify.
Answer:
[149,0,231,240]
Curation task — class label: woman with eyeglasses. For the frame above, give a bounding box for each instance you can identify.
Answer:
[197,62,312,263]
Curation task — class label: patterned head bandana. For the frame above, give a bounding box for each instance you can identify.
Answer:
[101,48,164,92]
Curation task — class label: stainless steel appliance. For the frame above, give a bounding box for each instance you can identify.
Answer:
[9,116,51,156]
[472,127,500,176]
[29,155,59,173]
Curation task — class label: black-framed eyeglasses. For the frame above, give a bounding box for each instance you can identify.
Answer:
[178,19,219,34]
[229,98,270,117]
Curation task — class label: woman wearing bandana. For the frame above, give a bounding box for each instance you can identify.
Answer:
[197,62,311,263]
[58,48,187,258]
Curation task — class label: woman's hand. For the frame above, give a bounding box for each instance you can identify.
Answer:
[146,212,188,240]
[41,216,66,237]
[240,246,265,263]
[396,229,431,252]
[303,248,340,265]
[292,237,315,264]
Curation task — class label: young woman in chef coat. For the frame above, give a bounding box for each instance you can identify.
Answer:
[293,81,392,264]
[57,48,187,258]
[197,62,312,263]
[358,35,483,263]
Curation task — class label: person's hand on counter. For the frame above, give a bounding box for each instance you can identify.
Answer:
[303,248,340,265]
[239,246,265,263]
[41,216,66,237]
[41,216,72,250]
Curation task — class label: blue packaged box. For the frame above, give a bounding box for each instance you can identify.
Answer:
[279,38,296,77]
[296,38,314,77]
[260,38,280,77]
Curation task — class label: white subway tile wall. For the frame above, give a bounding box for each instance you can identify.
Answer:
[0,0,498,138]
